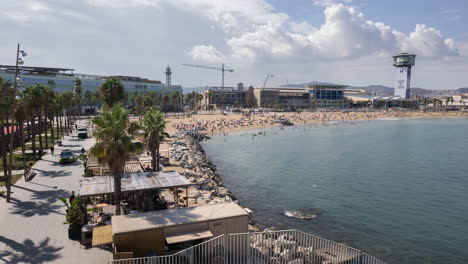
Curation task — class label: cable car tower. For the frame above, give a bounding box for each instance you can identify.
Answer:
[393,53,416,99]
[182,64,234,89]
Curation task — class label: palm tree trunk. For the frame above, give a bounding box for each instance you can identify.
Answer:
[20,117,26,174]
[31,116,37,157]
[44,114,49,149]
[50,117,55,147]
[56,115,60,139]
[0,120,8,194]
[114,173,122,216]
[7,114,16,202]
[38,114,43,156]
[26,118,31,140]
[151,150,157,171]
[156,144,160,171]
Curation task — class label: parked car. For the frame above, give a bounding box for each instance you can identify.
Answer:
[59,150,76,164]
[77,128,88,139]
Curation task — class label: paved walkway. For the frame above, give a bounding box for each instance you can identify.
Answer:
[0,120,111,264]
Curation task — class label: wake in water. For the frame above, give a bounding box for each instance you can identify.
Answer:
[284,208,321,220]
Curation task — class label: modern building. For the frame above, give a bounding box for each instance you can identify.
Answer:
[344,88,367,96]
[253,87,311,109]
[439,95,468,110]
[346,95,418,108]
[308,84,349,109]
[200,84,351,110]
[0,65,182,96]
[201,88,247,108]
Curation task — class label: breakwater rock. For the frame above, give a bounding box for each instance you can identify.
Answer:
[170,131,260,230]
[170,131,236,204]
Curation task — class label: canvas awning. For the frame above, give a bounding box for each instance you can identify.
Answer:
[92,225,113,247]
[165,230,213,244]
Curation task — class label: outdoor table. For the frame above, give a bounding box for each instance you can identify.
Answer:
[95,203,109,214]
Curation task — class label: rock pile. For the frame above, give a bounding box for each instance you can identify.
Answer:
[170,132,236,205]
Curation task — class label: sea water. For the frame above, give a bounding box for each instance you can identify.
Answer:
[201,118,468,264]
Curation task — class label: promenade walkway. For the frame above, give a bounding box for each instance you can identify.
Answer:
[0,120,111,264]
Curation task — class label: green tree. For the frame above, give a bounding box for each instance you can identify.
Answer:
[0,77,15,201]
[161,94,169,112]
[171,91,181,112]
[98,77,127,109]
[74,79,82,116]
[90,106,144,215]
[141,107,169,171]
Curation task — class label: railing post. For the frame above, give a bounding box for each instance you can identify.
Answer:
[247,232,250,264]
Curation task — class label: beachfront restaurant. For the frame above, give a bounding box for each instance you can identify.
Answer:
[111,202,249,259]
[78,171,195,246]
[79,171,194,210]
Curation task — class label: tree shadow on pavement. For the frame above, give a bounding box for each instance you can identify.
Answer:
[33,168,72,177]
[8,188,69,217]
[0,236,63,264]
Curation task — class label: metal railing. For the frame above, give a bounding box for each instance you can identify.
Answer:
[108,229,386,264]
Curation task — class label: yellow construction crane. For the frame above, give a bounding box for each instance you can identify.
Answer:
[182,63,234,89]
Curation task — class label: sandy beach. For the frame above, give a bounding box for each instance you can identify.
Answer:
[166,111,468,136]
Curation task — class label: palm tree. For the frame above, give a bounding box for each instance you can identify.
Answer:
[141,107,169,171]
[98,77,127,109]
[0,77,14,201]
[90,106,144,215]
[61,92,75,134]
[161,94,169,112]
[74,79,82,116]
[172,91,181,112]
[84,90,93,115]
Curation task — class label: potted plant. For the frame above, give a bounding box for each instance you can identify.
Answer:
[59,196,87,240]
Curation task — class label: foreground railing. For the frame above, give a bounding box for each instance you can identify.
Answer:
[108,229,386,264]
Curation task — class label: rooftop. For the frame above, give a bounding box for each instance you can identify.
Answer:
[79,171,192,197]
[0,64,74,74]
[112,202,248,235]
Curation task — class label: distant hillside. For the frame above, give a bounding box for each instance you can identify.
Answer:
[456,88,468,94]
[349,85,394,96]
[282,82,468,98]
[280,81,339,88]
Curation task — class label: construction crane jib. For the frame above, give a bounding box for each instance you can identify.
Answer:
[182,63,234,89]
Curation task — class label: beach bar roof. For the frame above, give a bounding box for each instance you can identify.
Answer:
[112,202,249,235]
[79,171,192,197]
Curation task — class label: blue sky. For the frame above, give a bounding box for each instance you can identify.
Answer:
[0,0,467,90]
[271,0,468,39]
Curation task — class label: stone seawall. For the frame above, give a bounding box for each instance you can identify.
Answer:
[170,131,260,231]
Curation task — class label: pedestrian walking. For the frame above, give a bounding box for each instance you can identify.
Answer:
[69,191,75,205]
[50,146,54,156]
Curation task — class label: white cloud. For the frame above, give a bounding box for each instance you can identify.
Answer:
[1,0,467,89]
[186,45,225,63]
[400,24,459,58]
[177,2,464,63]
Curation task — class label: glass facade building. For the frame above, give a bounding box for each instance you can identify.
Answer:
[0,65,182,96]
[308,84,348,108]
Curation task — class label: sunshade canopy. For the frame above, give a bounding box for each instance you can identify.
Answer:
[79,171,192,197]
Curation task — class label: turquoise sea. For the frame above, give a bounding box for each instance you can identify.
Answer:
[201,118,468,264]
